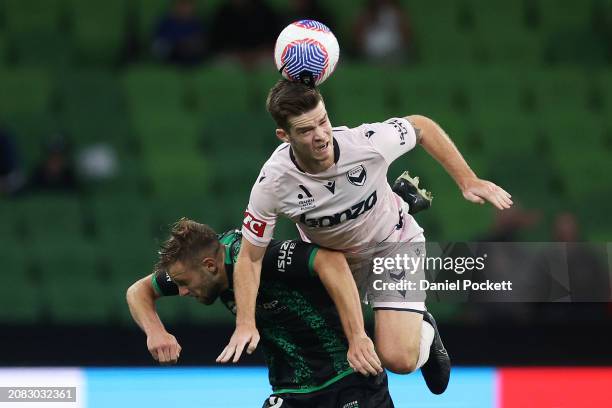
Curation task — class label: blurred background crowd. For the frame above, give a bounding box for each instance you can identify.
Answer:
[0,0,611,366]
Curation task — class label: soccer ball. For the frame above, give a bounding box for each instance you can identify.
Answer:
[274,20,340,87]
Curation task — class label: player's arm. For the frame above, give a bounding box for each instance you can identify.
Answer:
[216,239,266,363]
[406,114,513,210]
[126,274,182,364]
[313,249,382,376]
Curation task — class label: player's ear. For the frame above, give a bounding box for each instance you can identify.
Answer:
[276,128,289,143]
[201,257,216,272]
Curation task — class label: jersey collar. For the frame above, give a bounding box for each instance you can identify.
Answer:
[289,138,340,173]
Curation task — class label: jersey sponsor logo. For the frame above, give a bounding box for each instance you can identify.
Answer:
[277,240,296,272]
[342,401,359,408]
[243,211,267,237]
[347,165,367,186]
[267,396,284,407]
[299,190,377,228]
[298,185,316,210]
[387,118,408,146]
[324,180,336,194]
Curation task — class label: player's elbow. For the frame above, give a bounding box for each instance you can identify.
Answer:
[404,114,432,145]
[125,282,138,304]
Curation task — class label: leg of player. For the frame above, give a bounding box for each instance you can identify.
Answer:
[374,308,450,394]
[365,236,451,394]
[374,308,423,374]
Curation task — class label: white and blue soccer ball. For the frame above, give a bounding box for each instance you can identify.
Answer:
[274,19,340,86]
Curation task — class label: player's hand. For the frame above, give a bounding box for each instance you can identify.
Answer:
[461,178,513,210]
[347,333,383,376]
[147,330,182,365]
[216,323,260,363]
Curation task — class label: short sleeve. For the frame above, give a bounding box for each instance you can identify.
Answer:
[366,117,417,164]
[261,239,320,280]
[152,271,179,296]
[241,170,278,247]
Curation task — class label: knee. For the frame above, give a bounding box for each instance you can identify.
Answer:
[379,348,419,374]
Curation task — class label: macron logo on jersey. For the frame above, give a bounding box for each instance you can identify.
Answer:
[243,211,267,237]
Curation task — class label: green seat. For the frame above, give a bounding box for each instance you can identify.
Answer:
[0,68,51,116]
[545,117,609,200]
[69,0,127,64]
[320,0,367,41]
[536,69,591,117]
[473,28,543,66]
[33,241,99,281]
[476,116,540,155]
[21,195,85,244]
[136,0,174,46]
[408,0,477,65]
[137,0,224,47]
[43,276,111,323]
[414,162,494,240]
[6,112,62,170]
[85,155,148,197]
[0,272,40,323]
[0,199,24,240]
[58,69,131,148]
[466,0,526,32]
[144,150,212,198]
[91,195,155,245]
[466,67,532,120]
[538,0,592,32]
[199,111,276,156]
[151,197,221,230]
[395,66,470,117]
[189,65,251,115]
[134,109,200,154]
[0,35,6,65]
[123,65,186,115]
[11,31,74,69]
[3,0,62,35]
[325,64,395,126]
[251,67,282,108]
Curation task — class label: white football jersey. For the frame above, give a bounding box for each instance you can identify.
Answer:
[242,117,424,252]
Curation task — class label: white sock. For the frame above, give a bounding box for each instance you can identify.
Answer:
[415,319,435,370]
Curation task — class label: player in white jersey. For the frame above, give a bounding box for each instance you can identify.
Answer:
[218,80,513,394]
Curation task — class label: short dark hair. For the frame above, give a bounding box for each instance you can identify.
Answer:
[155,218,219,274]
[266,79,324,131]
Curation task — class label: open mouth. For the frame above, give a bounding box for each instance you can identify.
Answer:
[316,142,329,152]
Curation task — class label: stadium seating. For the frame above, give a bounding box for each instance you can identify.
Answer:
[1,0,611,325]
[0,68,51,116]
[69,0,127,64]
[58,69,132,149]
[3,0,62,35]
[0,249,40,323]
[20,195,85,244]
[190,65,252,114]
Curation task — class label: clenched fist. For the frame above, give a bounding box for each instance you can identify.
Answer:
[147,331,182,365]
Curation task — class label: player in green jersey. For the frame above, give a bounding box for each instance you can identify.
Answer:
[127,218,394,407]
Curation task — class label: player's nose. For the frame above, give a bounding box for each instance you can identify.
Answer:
[313,128,327,142]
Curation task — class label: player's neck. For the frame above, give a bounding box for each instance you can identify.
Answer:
[295,153,334,174]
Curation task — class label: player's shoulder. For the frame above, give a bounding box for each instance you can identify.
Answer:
[260,143,292,175]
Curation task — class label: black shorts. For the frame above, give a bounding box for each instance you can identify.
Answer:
[262,372,394,408]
